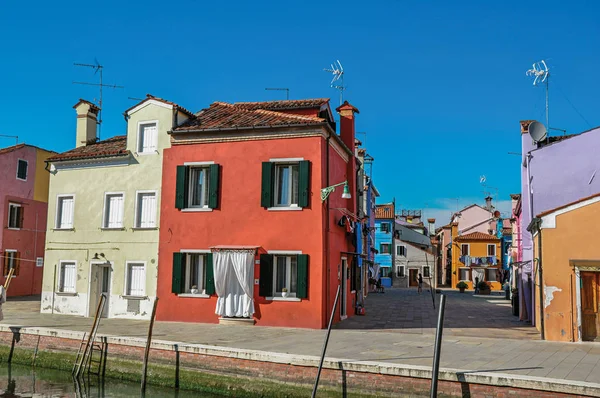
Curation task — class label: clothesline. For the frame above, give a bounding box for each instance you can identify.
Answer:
[459,255,498,267]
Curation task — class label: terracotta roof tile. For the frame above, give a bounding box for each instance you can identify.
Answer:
[173,102,326,133]
[47,136,129,162]
[124,94,194,117]
[233,98,329,111]
[0,143,26,156]
[455,231,499,241]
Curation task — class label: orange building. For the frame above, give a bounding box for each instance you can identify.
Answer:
[529,193,600,342]
[451,223,502,291]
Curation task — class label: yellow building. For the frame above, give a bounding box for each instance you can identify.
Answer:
[451,223,502,290]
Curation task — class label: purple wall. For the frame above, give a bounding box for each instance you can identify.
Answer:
[520,125,600,324]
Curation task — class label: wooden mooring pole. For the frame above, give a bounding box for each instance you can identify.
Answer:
[141,297,159,395]
[430,293,446,398]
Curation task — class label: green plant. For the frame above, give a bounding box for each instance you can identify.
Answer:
[456,281,468,289]
[282,288,288,293]
[478,281,491,290]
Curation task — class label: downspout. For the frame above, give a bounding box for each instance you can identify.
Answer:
[325,134,331,327]
[537,220,545,340]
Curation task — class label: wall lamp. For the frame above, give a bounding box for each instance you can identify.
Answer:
[321,181,351,201]
[92,253,106,261]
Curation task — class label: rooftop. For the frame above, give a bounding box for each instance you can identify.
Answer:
[47,136,129,162]
[537,192,600,218]
[232,98,329,111]
[455,231,499,242]
[375,204,394,219]
[124,94,195,117]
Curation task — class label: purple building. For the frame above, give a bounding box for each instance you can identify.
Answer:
[520,120,600,327]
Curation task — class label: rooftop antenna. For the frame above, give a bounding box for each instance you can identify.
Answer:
[526,60,550,136]
[73,60,124,139]
[265,88,289,100]
[128,97,145,101]
[0,134,18,146]
[324,60,345,105]
[479,175,499,204]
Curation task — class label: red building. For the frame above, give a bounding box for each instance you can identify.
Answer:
[156,99,360,328]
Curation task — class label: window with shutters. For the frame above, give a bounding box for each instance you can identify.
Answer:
[380,222,389,233]
[126,262,145,296]
[16,159,28,181]
[8,203,23,229]
[103,193,124,229]
[58,261,76,293]
[380,243,391,254]
[138,121,158,154]
[487,244,496,257]
[461,244,470,256]
[56,195,75,229]
[423,266,431,278]
[273,255,298,297]
[175,163,220,211]
[172,252,214,297]
[261,159,310,209]
[396,245,406,257]
[3,250,19,277]
[135,191,157,228]
[259,253,308,300]
[397,265,405,277]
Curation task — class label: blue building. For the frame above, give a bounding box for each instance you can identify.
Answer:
[375,203,395,287]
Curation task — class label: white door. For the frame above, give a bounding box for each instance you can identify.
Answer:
[341,258,348,318]
[90,264,111,318]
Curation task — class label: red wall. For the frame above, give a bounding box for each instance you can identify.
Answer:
[2,196,47,296]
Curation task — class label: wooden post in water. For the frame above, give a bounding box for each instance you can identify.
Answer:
[430,294,446,398]
[141,297,159,395]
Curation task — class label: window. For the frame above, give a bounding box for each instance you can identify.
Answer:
[138,122,158,154]
[16,159,27,180]
[381,223,389,233]
[397,265,405,277]
[396,245,407,257]
[136,192,157,228]
[423,266,431,278]
[58,261,76,293]
[56,195,74,229]
[259,254,308,299]
[3,250,19,276]
[459,268,470,281]
[103,193,124,228]
[261,160,310,209]
[486,268,498,282]
[461,244,469,256]
[126,263,145,296]
[36,257,43,267]
[175,164,220,210]
[487,244,496,257]
[8,203,23,229]
[172,252,215,295]
[380,243,391,254]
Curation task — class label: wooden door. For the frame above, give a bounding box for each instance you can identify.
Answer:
[581,272,600,342]
[409,269,418,287]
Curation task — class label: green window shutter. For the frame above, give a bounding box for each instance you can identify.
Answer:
[175,166,189,209]
[208,164,220,209]
[297,254,309,299]
[298,160,310,208]
[261,162,274,208]
[205,253,215,295]
[172,253,184,294]
[259,254,273,297]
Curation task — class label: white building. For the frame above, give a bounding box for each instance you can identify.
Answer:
[394,238,435,289]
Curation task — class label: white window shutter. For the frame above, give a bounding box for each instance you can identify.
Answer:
[128,264,145,296]
[61,198,74,228]
[142,124,157,153]
[107,195,123,228]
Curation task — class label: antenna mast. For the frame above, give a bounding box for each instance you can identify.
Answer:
[324,60,345,105]
[265,88,290,100]
[0,134,18,146]
[73,60,124,139]
[526,60,550,131]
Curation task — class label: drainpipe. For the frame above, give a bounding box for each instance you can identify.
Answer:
[325,134,331,327]
[528,217,544,340]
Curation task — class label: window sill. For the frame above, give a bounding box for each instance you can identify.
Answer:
[55,292,77,296]
[121,295,148,300]
[53,228,75,231]
[136,151,158,156]
[267,207,302,211]
[181,208,213,212]
[16,177,27,182]
[101,227,125,231]
[178,293,210,298]
[7,227,21,231]
[131,227,158,231]
[266,297,301,302]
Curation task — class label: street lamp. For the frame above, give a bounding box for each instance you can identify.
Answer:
[321,181,351,201]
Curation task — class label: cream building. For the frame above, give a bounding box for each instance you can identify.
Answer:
[40,96,191,319]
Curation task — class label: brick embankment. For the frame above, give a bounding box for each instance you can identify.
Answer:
[0,326,598,397]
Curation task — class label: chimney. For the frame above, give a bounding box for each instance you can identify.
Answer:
[73,99,99,148]
[428,218,436,237]
[485,196,494,211]
[336,101,359,154]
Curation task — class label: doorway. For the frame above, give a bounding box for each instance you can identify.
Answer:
[581,272,599,342]
[409,269,418,287]
[89,263,111,318]
[341,258,348,319]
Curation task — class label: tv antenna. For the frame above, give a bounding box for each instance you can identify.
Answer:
[265,88,289,100]
[73,60,124,139]
[0,134,18,146]
[324,60,345,105]
[526,60,550,133]
[480,176,499,203]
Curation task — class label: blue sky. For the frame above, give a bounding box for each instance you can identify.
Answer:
[1,1,599,224]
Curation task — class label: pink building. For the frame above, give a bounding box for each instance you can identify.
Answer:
[0,144,54,296]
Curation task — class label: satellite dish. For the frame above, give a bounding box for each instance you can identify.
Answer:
[528,121,547,143]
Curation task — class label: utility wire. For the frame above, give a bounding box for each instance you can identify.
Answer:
[555,81,593,129]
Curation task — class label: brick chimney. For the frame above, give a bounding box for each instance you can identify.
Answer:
[428,218,436,237]
[73,99,99,148]
[336,101,359,154]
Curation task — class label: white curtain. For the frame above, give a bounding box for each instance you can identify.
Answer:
[472,268,484,283]
[214,250,255,318]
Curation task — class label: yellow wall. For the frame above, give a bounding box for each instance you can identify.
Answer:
[451,223,502,290]
[33,149,54,203]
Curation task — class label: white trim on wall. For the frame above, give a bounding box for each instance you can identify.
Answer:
[267,250,303,255]
[183,161,215,166]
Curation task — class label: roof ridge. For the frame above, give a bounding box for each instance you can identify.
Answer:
[210,101,324,122]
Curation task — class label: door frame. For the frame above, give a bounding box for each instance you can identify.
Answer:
[341,257,348,319]
[409,269,418,287]
[573,264,600,342]
[87,261,113,318]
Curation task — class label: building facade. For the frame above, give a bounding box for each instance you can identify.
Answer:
[155,99,360,329]
[394,239,434,289]
[1,144,54,296]
[374,203,395,288]
[41,96,192,319]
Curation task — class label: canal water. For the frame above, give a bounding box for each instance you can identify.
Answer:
[0,363,225,397]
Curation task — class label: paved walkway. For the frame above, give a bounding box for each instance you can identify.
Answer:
[1,289,600,386]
